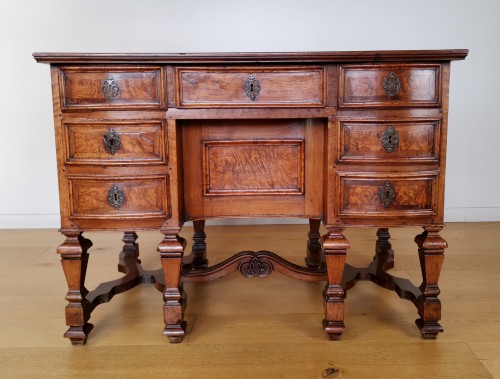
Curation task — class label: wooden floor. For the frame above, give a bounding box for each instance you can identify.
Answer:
[0,222,499,378]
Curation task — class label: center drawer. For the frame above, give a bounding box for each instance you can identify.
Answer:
[175,66,326,108]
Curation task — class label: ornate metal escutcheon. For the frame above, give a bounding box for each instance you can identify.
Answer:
[243,74,261,101]
[103,128,121,155]
[381,126,399,153]
[379,181,396,209]
[383,72,401,97]
[107,184,125,210]
[102,75,120,101]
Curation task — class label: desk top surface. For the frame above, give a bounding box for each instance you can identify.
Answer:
[33,49,468,64]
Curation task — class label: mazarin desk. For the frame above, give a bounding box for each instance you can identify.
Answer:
[34,50,468,344]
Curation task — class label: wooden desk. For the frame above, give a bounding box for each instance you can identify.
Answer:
[34,50,467,345]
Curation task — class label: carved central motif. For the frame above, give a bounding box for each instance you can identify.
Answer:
[239,256,273,278]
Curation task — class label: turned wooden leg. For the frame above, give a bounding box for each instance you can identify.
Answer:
[306,218,322,268]
[158,227,187,343]
[373,228,395,278]
[118,231,140,274]
[57,231,93,345]
[414,225,447,339]
[192,220,208,268]
[321,227,349,340]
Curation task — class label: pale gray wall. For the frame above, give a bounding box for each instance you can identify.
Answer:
[0,0,498,227]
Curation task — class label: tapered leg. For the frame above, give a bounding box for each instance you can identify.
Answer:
[158,227,187,343]
[321,227,349,340]
[414,225,447,338]
[306,218,322,268]
[57,231,93,345]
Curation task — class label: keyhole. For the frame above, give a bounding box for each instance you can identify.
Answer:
[386,190,390,199]
[109,138,115,146]
[388,135,392,144]
[114,193,118,202]
[250,83,254,92]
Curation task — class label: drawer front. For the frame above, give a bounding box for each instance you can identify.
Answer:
[64,121,166,165]
[339,64,441,107]
[339,119,439,163]
[69,177,169,219]
[337,173,437,217]
[60,66,164,110]
[176,66,326,108]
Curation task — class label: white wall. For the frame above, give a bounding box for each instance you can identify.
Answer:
[0,0,499,228]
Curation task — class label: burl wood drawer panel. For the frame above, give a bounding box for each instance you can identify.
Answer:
[337,173,437,217]
[182,119,324,218]
[176,66,326,108]
[338,119,440,163]
[339,64,441,107]
[64,121,166,165]
[59,66,165,110]
[203,140,304,195]
[68,177,169,219]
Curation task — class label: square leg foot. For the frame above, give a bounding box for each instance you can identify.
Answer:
[415,318,443,339]
[64,323,94,345]
[322,319,345,341]
[163,321,187,343]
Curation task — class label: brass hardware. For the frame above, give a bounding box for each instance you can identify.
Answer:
[379,181,396,209]
[383,72,401,97]
[243,74,261,101]
[107,184,125,209]
[102,75,120,101]
[103,128,121,155]
[381,126,399,153]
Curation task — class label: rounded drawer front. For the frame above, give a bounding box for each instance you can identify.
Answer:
[338,119,440,163]
[339,64,441,107]
[59,66,164,110]
[64,121,166,165]
[175,66,326,108]
[68,176,170,220]
[337,173,437,217]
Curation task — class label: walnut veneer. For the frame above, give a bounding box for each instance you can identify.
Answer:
[34,50,467,344]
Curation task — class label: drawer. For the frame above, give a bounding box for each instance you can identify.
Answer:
[68,176,170,219]
[337,173,437,217]
[64,121,166,165]
[59,66,165,110]
[176,66,326,108]
[339,64,441,107]
[338,119,440,163]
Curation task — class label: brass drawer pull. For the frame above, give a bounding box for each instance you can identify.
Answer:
[381,127,399,153]
[379,181,396,208]
[244,74,261,101]
[383,72,401,97]
[103,128,121,155]
[107,184,125,209]
[102,75,120,101]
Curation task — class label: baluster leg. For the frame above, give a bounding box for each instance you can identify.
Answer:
[158,227,187,343]
[192,220,208,268]
[414,225,447,338]
[321,226,349,340]
[306,218,322,268]
[118,231,140,274]
[57,230,93,345]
